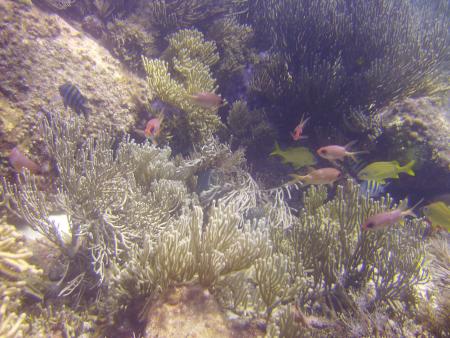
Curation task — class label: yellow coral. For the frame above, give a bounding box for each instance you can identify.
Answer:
[142,29,222,147]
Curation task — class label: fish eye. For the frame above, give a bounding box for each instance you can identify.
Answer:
[366,222,375,229]
[320,149,327,154]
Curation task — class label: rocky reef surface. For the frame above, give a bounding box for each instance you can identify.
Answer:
[0,0,146,177]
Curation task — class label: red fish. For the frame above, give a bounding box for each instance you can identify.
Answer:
[144,117,163,145]
[361,199,420,231]
[289,167,342,185]
[9,147,40,174]
[291,114,310,141]
[317,140,367,164]
[190,92,223,109]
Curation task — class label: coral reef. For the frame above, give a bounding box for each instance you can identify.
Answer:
[1,111,192,297]
[250,0,449,127]
[415,236,450,337]
[0,221,42,337]
[105,18,158,73]
[378,96,450,198]
[0,110,442,336]
[268,181,429,335]
[145,0,245,33]
[142,29,223,150]
[206,17,254,96]
[227,100,276,157]
[0,0,147,178]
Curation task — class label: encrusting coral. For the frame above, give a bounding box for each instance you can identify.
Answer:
[142,29,223,150]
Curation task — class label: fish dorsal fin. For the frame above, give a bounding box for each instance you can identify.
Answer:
[344,140,358,150]
[398,198,409,211]
[270,142,281,156]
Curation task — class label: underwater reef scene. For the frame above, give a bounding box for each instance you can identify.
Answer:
[0,0,449,337]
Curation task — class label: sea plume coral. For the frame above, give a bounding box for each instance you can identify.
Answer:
[272,181,428,320]
[250,0,449,130]
[0,109,438,336]
[1,111,190,297]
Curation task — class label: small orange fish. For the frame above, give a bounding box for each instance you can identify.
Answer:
[317,140,367,163]
[361,199,420,231]
[144,116,163,145]
[289,167,342,185]
[291,114,310,141]
[9,147,41,174]
[190,92,223,109]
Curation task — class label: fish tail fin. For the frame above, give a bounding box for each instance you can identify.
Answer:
[401,160,416,176]
[270,142,281,156]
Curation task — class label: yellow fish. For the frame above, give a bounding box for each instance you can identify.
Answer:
[357,160,415,184]
[423,202,450,232]
[270,142,316,169]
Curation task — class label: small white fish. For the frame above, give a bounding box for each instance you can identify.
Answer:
[361,199,421,231]
[317,140,367,163]
[189,92,223,109]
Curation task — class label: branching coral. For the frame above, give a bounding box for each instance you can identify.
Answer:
[0,222,42,337]
[272,180,428,317]
[0,107,438,335]
[206,17,254,86]
[416,237,450,336]
[28,304,96,337]
[250,0,449,128]
[142,29,223,149]
[1,111,190,297]
[146,0,246,33]
[227,100,276,157]
[105,19,157,72]
[104,201,272,324]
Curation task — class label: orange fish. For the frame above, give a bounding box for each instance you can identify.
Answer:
[9,147,41,174]
[289,167,342,185]
[291,114,310,141]
[144,116,163,145]
[361,199,420,231]
[317,140,367,164]
[190,92,223,109]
